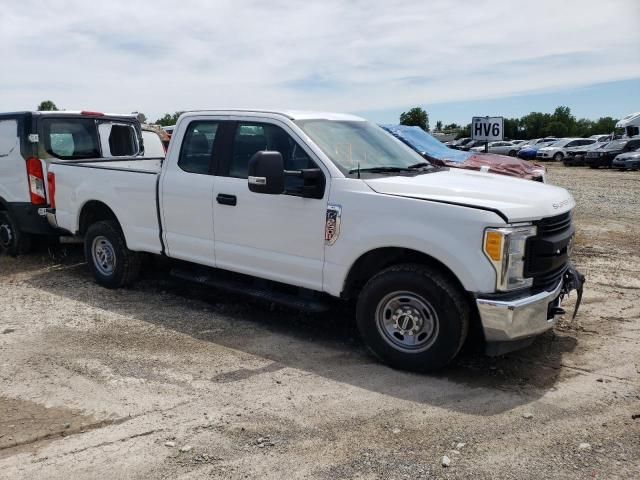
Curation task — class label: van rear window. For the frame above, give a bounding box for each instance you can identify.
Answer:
[40,118,139,160]
[41,118,100,160]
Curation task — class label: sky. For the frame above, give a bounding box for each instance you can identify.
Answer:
[1,0,639,125]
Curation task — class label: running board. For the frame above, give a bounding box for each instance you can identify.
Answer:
[170,267,330,313]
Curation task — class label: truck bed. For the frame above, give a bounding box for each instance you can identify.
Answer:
[50,157,164,255]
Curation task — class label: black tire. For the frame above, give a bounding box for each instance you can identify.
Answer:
[508,150,517,157]
[356,264,469,372]
[0,211,32,257]
[84,220,141,288]
[553,152,563,162]
[588,165,598,169]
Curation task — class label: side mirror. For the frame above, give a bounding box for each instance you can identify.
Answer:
[248,151,284,195]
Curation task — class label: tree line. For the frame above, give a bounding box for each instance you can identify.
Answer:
[399,105,618,140]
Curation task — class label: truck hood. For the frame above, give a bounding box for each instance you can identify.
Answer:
[364,169,575,223]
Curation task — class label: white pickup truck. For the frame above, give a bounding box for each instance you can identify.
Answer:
[47,110,584,371]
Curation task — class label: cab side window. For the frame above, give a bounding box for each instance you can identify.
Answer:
[228,123,317,191]
[178,121,219,174]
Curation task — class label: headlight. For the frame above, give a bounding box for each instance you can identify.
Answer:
[532,169,547,183]
[483,224,537,291]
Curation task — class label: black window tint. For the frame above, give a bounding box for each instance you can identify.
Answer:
[178,121,218,174]
[108,124,138,156]
[41,118,100,160]
[229,123,314,180]
[627,140,640,150]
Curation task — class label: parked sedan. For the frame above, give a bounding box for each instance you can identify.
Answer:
[381,125,546,181]
[458,139,488,151]
[448,137,472,149]
[536,138,597,161]
[470,141,520,156]
[612,149,640,170]
[586,138,640,168]
[563,142,609,166]
[517,140,557,160]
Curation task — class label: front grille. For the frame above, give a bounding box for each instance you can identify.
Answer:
[533,263,568,291]
[525,211,574,291]
[538,211,572,235]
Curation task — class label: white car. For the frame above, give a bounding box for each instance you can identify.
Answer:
[469,141,521,156]
[518,137,558,150]
[47,109,583,371]
[536,138,597,161]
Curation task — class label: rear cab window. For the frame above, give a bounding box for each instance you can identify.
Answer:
[39,116,140,161]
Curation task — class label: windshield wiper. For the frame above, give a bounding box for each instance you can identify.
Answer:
[348,166,412,174]
[407,162,433,170]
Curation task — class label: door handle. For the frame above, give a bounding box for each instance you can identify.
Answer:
[216,194,237,206]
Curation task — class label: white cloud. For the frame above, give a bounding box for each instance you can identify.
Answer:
[1,0,638,121]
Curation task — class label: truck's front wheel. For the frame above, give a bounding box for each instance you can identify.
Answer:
[84,220,141,288]
[356,264,469,371]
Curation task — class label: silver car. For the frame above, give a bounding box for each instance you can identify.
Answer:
[470,141,521,156]
[536,138,597,161]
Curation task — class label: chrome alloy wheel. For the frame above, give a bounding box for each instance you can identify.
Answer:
[91,236,116,276]
[375,291,439,353]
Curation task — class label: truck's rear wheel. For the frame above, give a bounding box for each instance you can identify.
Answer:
[84,220,141,288]
[356,264,469,371]
[0,211,32,256]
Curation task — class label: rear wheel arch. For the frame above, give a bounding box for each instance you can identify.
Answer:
[78,200,120,235]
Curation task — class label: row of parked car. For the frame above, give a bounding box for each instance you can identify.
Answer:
[445,134,640,170]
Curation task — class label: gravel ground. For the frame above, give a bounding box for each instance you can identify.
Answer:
[0,164,638,479]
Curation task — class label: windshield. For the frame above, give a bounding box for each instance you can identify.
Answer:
[604,139,628,150]
[548,139,572,147]
[295,120,428,174]
[380,125,472,163]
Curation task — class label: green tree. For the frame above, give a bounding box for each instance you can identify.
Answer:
[503,118,522,140]
[520,112,551,139]
[456,123,472,139]
[435,120,443,132]
[590,116,617,135]
[543,121,569,138]
[155,111,185,126]
[573,118,594,137]
[443,123,460,131]
[37,100,58,111]
[399,107,429,131]
[551,106,576,136]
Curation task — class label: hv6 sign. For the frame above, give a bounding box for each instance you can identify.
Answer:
[472,116,504,141]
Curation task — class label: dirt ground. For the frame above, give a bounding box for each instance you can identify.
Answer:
[0,164,638,479]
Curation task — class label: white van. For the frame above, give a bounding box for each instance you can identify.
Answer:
[0,111,143,255]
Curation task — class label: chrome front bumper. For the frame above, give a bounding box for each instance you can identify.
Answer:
[476,280,564,343]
